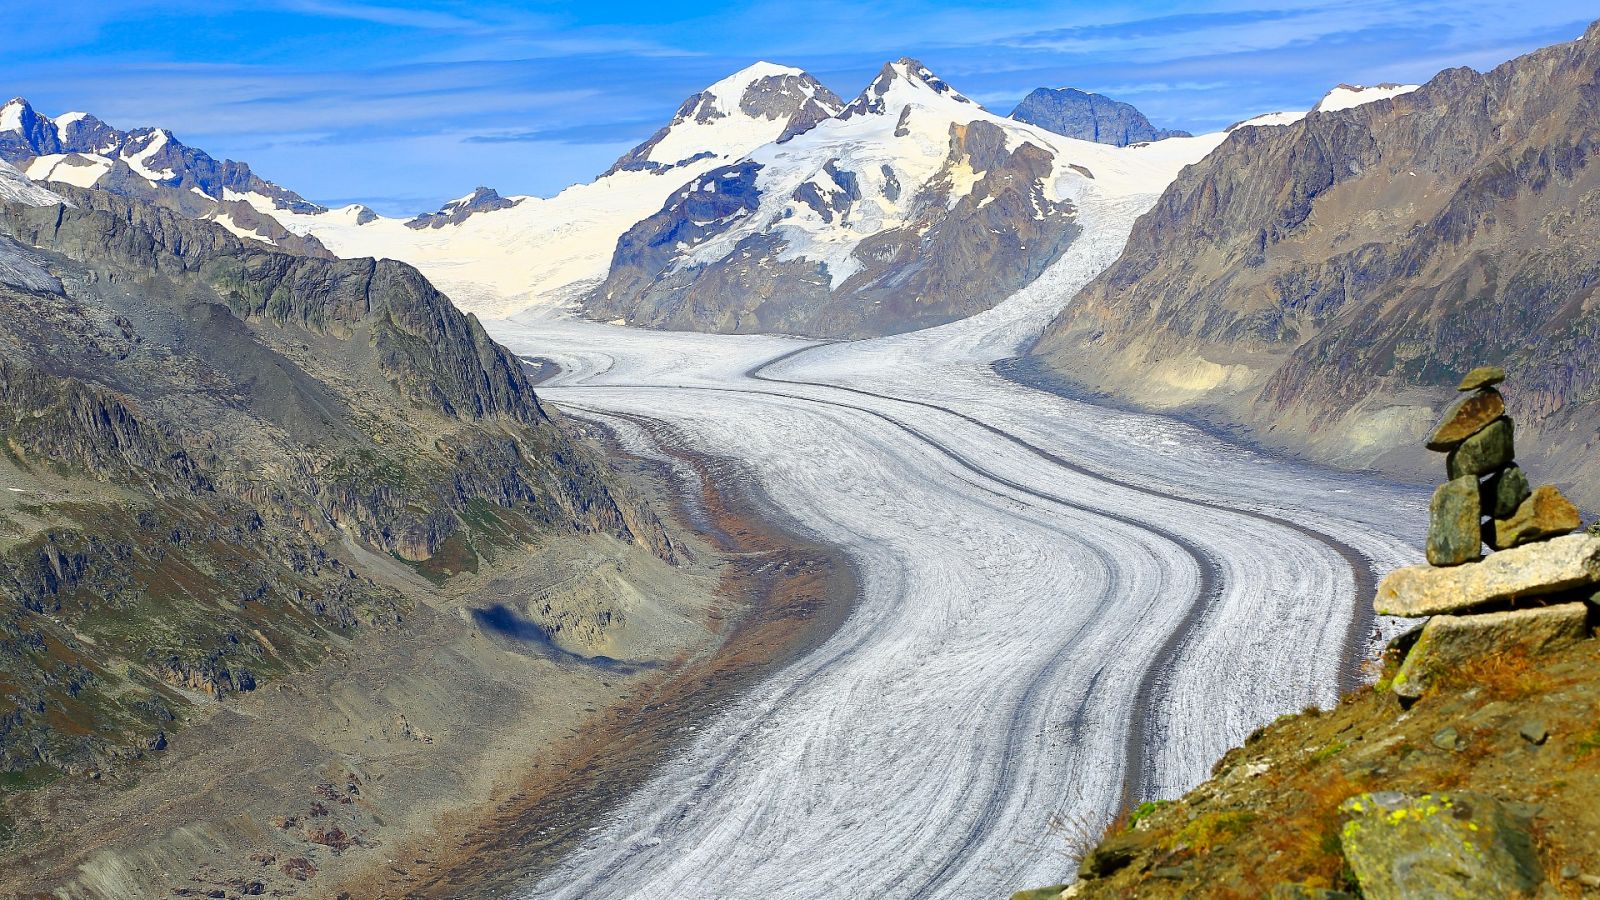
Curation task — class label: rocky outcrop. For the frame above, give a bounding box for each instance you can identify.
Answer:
[1389,605,1588,700]
[1008,88,1189,146]
[1027,20,1600,510]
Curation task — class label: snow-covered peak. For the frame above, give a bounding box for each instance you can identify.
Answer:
[603,63,843,176]
[842,57,976,119]
[1,98,33,133]
[406,185,520,229]
[1314,83,1420,112]
[696,61,811,114]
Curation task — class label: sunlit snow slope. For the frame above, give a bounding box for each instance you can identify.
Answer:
[485,177,1423,899]
[262,63,843,317]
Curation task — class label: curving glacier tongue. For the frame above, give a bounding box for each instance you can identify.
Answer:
[486,180,1423,900]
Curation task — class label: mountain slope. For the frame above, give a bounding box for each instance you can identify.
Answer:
[1009,88,1190,146]
[583,59,1229,338]
[0,183,665,783]
[262,63,844,318]
[1026,20,1600,509]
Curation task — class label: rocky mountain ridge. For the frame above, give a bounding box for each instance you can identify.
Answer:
[0,181,666,789]
[255,62,844,317]
[1026,19,1600,511]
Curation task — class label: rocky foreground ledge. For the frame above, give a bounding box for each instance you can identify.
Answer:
[1011,593,1600,898]
[1011,368,1600,898]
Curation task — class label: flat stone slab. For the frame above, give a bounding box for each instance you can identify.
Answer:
[1340,791,1542,898]
[1426,388,1504,451]
[1376,533,1600,617]
[1390,603,1587,699]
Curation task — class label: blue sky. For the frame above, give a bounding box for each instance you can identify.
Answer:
[6,1,1592,215]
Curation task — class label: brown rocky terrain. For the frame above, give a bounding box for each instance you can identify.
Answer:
[0,182,786,895]
[1026,19,1600,511]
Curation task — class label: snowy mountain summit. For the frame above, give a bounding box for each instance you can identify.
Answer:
[605,62,843,175]
[584,58,1228,337]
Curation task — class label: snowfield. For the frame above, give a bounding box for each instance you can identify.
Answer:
[484,179,1424,899]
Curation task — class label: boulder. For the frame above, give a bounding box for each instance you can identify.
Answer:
[1339,792,1542,898]
[1446,417,1513,479]
[1457,365,1506,391]
[1479,465,1531,520]
[1390,603,1587,700]
[1375,534,1600,617]
[1488,484,1580,550]
[1425,389,1504,451]
[1009,887,1068,900]
[1426,475,1483,566]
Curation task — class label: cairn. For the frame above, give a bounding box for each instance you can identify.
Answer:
[1375,365,1598,701]
[1423,365,1581,564]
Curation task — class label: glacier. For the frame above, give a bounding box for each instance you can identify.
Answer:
[483,178,1424,899]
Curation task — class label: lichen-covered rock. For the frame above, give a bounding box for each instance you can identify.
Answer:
[1480,465,1531,520]
[1489,484,1581,550]
[1426,475,1483,566]
[1446,416,1513,479]
[1426,389,1505,451]
[1338,792,1542,898]
[1376,534,1600,617]
[1390,603,1587,700]
[1457,366,1506,392]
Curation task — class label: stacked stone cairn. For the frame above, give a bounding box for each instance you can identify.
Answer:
[1374,365,1598,702]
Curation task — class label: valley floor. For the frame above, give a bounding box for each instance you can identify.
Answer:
[477,186,1429,898]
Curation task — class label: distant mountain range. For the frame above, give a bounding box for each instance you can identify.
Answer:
[2,65,1250,331]
[0,97,331,258]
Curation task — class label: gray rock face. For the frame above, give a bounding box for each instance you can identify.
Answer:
[406,186,520,230]
[1027,20,1600,511]
[1008,88,1190,146]
[1446,416,1514,478]
[1426,475,1482,566]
